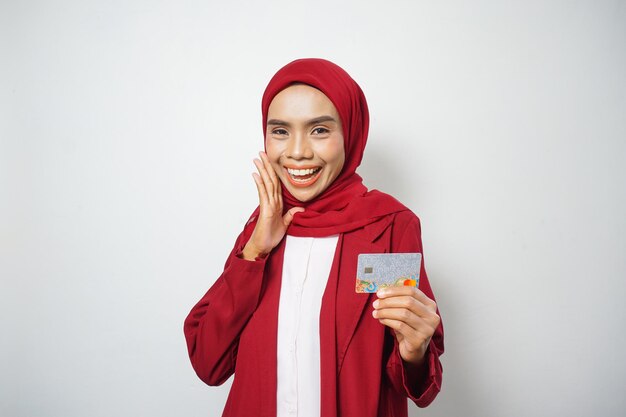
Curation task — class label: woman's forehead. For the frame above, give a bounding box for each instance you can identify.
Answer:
[267,84,340,120]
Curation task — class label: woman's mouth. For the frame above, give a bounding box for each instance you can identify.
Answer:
[285,166,322,187]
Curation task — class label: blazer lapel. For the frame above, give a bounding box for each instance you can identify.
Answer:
[320,214,396,417]
[335,215,394,373]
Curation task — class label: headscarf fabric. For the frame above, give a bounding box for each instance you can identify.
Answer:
[253,58,408,237]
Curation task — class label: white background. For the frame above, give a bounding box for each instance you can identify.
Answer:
[1,1,625,416]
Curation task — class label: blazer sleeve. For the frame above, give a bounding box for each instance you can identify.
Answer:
[183,231,267,386]
[385,212,444,407]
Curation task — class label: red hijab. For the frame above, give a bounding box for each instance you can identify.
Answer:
[249,58,408,237]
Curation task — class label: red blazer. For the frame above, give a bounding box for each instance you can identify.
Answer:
[184,210,444,417]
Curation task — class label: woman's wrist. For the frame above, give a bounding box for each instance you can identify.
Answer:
[402,342,429,381]
[241,242,268,261]
[402,340,429,366]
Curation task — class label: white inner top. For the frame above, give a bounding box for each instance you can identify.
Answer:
[276,234,339,417]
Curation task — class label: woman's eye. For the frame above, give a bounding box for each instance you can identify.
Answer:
[312,127,329,135]
[272,128,288,136]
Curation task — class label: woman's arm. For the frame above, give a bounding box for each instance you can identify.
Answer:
[183,234,267,386]
[184,151,302,385]
[376,212,444,407]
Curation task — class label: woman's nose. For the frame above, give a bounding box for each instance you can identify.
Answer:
[286,133,313,160]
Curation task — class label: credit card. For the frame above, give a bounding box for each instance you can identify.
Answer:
[355,253,421,293]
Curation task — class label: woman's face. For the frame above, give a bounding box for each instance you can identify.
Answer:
[265,84,345,203]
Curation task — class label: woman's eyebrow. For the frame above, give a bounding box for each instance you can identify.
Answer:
[307,115,337,125]
[267,116,338,127]
[267,119,290,127]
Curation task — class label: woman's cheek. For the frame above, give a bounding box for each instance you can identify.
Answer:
[316,134,345,162]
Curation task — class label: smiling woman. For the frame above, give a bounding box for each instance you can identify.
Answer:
[184,58,444,417]
[265,84,346,202]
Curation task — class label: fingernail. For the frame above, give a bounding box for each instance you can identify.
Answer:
[372,300,379,309]
[371,310,378,318]
[377,289,387,297]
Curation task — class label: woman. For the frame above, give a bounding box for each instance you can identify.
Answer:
[184,58,444,417]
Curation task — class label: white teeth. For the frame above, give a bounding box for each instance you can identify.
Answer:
[287,167,320,177]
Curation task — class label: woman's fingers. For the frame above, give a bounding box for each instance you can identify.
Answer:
[253,157,276,207]
[246,151,298,258]
[283,206,305,227]
[373,308,437,338]
[373,307,421,329]
[252,172,269,207]
[259,151,280,199]
[373,294,433,317]
[376,287,438,313]
[373,293,440,330]
[375,317,426,340]
[248,151,304,256]
[375,317,431,353]
[277,186,284,209]
[374,307,436,351]
[372,286,441,360]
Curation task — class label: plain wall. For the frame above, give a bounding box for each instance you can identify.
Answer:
[1,1,625,416]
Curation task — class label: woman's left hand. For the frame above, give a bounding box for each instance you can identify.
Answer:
[372,287,440,365]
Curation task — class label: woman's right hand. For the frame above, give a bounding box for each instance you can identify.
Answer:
[241,151,304,261]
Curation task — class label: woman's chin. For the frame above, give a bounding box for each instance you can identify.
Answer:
[289,189,317,203]
[283,183,323,203]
